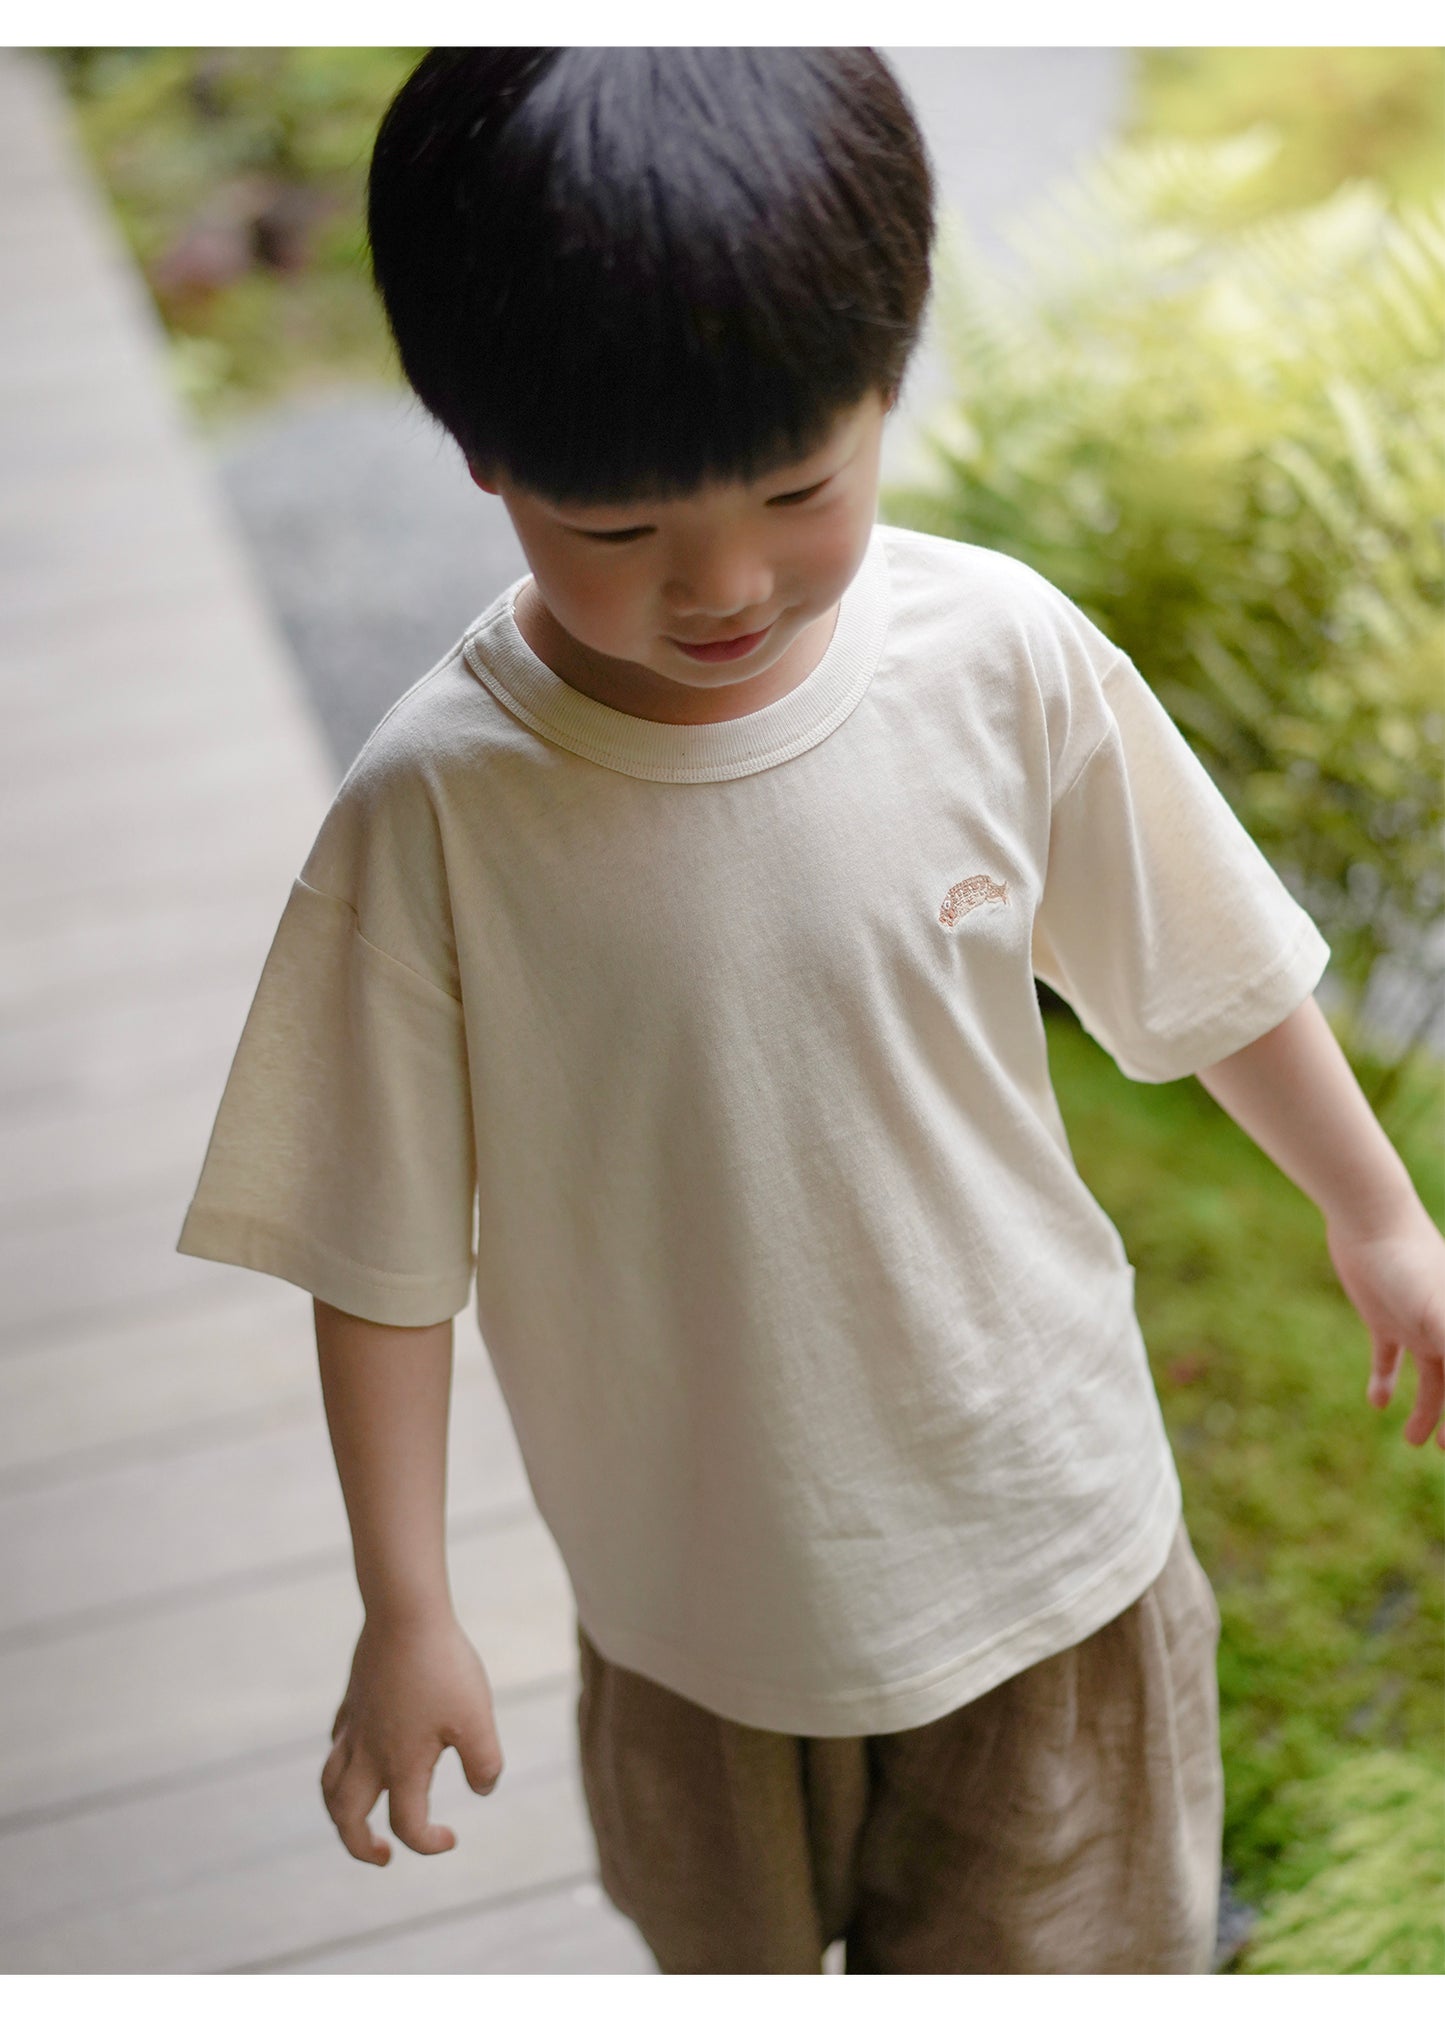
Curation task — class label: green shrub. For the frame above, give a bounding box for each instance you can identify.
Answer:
[1233,1751,1445,1973]
[1127,49,1445,216]
[49,48,421,417]
[881,134,1445,1083]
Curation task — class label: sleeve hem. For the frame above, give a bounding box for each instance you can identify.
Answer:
[176,1208,473,1327]
[1113,912,1332,1085]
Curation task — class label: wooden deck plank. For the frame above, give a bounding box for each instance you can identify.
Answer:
[0,723,321,845]
[0,978,267,1113]
[0,852,314,961]
[0,1681,632,1973]
[0,1079,270,1217]
[0,846,313,980]
[0,1350,530,1632]
[0,48,609,1972]
[2,597,313,733]
[0,1282,490,1478]
[0,1189,262,1345]
[0,1276,313,1474]
[2,923,278,1025]
[0,1507,575,1819]
[273,1877,655,1975]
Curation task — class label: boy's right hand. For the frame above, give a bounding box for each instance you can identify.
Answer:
[320,1606,505,1864]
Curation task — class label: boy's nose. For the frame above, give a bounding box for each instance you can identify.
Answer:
[665,550,775,623]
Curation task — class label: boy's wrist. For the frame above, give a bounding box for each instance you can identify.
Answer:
[1325,1175,1434,1247]
[359,1576,457,1629]
[1197,997,1420,1237]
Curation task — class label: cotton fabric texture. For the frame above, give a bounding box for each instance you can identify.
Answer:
[576,1511,1225,1973]
[177,520,1331,1734]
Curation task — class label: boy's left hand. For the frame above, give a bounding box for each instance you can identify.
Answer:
[1326,1196,1445,1449]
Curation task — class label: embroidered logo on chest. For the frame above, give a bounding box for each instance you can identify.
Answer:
[938,873,1009,929]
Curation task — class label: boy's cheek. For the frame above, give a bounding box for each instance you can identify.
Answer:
[503,511,626,630]
[802,518,874,607]
[564,574,638,646]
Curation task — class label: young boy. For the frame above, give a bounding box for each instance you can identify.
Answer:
[176,49,1445,1974]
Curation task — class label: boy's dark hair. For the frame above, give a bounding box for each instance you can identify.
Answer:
[367,47,936,505]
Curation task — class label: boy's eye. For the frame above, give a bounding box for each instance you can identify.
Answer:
[572,478,828,544]
[770,480,827,506]
[570,471,825,538]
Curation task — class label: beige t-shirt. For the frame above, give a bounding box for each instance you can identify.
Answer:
[177,521,1331,1734]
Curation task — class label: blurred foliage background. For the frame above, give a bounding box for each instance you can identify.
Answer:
[47,46,1445,1974]
[48,47,421,413]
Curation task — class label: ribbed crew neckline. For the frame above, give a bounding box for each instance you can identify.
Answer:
[461,520,891,782]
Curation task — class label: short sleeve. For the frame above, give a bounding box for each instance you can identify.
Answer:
[176,876,477,1325]
[1031,653,1332,1083]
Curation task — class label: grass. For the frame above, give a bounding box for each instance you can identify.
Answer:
[1043,1004,1445,1969]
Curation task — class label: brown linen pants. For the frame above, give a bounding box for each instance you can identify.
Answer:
[574,1514,1224,1973]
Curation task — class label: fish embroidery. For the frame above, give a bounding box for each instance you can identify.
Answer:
[939,873,1009,929]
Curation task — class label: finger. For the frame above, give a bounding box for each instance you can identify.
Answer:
[326,1758,391,1865]
[456,1723,505,1798]
[1367,1338,1404,1408]
[319,1737,347,1803]
[1403,1354,1445,1448]
[389,1763,455,1856]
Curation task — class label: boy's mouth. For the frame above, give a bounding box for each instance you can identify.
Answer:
[668,622,773,663]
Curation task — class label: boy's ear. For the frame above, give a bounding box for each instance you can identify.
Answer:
[467,459,500,496]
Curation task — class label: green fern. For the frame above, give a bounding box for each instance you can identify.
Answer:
[885,138,1445,1081]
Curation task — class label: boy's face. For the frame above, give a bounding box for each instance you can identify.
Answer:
[469,386,892,724]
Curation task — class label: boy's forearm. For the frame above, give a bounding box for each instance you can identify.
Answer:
[314,1298,456,1624]
[1194,994,1419,1234]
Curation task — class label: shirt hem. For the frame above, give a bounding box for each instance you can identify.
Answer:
[569,1460,1184,1736]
